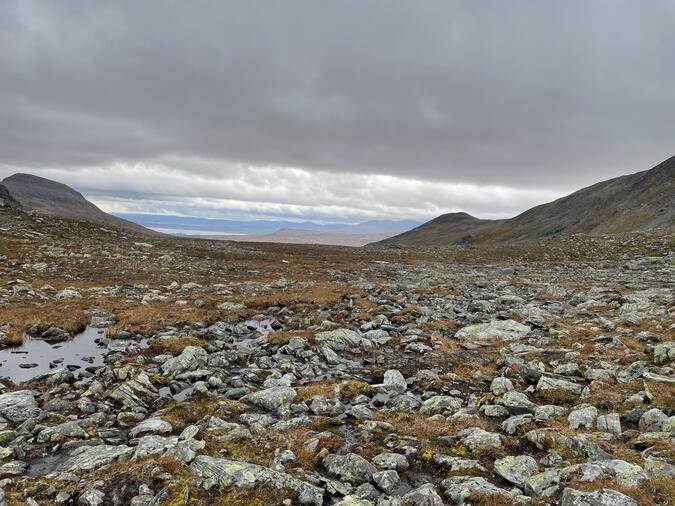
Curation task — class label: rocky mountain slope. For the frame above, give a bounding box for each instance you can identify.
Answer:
[0,184,22,211]
[377,156,675,247]
[0,206,672,505]
[2,173,159,236]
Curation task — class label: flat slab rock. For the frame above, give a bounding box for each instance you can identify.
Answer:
[454,319,531,341]
[189,455,324,505]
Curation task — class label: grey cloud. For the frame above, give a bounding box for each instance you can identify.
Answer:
[1,1,673,195]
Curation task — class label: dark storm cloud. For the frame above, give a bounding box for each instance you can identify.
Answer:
[1,1,673,215]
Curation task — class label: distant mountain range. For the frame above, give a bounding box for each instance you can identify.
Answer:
[1,174,159,236]
[375,155,675,247]
[115,213,422,237]
[201,228,399,247]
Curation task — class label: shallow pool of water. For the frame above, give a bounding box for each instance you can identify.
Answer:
[0,326,108,384]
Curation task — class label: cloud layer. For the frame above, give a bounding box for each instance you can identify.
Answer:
[1,1,673,221]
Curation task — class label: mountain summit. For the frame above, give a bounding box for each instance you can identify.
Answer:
[2,173,159,236]
[375,155,675,247]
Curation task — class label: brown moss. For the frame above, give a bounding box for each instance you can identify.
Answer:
[156,394,244,431]
[337,380,375,402]
[296,379,339,402]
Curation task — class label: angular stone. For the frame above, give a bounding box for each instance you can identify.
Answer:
[380,369,407,394]
[37,421,88,443]
[496,390,537,414]
[108,372,158,412]
[501,413,533,435]
[0,390,39,423]
[372,469,399,494]
[420,395,462,416]
[372,452,408,471]
[654,341,675,365]
[64,445,133,472]
[490,377,514,396]
[315,329,365,351]
[401,483,444,506]
[459,427,501,450]
[537,376,583,395]
[160,346,208,375]
[494,455,539,487]
[568,406,598,430]
[79,489,105,506]
[561,487,637,506]
[129,418,173,438]
[242,386,297,416]
[597,413,622,435]
[639,408,668,432]
[324,453,377,485]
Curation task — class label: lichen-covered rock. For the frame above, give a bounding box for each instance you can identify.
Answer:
[568,406,598,429]
[315,329,366,351]
[108,372,158,412]
[373,469,399,494]
[654,341,675,365]
[372,452,409,471]
[494,455,538,487]
[380,369,407,394]
[441,476,513,504]
[496,390,537,414]
[420,395,462,415]
[79,489,105,506]
[560,487,637,506]
[324,452,377,485]
[189,455,324,505]
[160,345,208,375]
[0,460,26,476]
[242,386,297,416]
[0,390,39,423]
[64,445,133,472]
[638,408,668,432]
[597,413,622,435]
[455,319,530,341]
[490,377,514,396]
[459,427,501,450]
[128,417,173,438]
[617,361,649,383]
[537,376,583,395]
[37,421,88,443]
[55,288,82,299]
[133,435,179,459]
[501,413,533,435]
[524,467,576,497]
[401,483,444,506]
[433,454,487,473]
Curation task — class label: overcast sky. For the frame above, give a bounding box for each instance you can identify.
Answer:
[1,1,673,223]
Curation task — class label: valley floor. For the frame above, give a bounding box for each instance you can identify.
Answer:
[0,208,673,505]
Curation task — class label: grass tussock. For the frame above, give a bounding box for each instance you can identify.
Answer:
[296,379,340,402]
[266,329,315,346]
[156,394,244,431]
[0,300,91,345]
[148,336,209,355]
